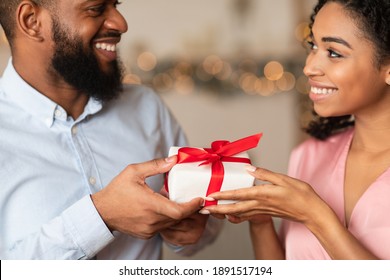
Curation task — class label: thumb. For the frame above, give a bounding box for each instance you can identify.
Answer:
[177,197,205,217]
[156,197,204,221]
[129,156,177,179]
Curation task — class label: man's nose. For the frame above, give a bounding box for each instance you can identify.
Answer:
[104,7,128,34]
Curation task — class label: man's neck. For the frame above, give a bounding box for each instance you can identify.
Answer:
[13,57,89,120]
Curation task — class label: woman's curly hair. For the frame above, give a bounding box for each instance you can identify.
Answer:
[304,0,390,140]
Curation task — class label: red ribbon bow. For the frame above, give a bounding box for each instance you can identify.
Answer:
[166,133,262,206]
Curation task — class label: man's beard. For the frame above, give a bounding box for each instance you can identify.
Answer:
[50,19,124,103]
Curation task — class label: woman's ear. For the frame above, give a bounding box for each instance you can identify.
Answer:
[16,1,44,42]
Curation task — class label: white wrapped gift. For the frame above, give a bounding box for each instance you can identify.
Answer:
[166,146,255,204]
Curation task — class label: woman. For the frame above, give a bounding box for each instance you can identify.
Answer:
[201,0,390,259]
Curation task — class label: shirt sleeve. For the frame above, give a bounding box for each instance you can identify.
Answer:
[2,196,114,260]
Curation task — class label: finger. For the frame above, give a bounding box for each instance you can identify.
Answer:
[159,197,204,221]
[211,213,226,219]
[208,185,269,201]
[159,187,169,198]
[178,197,205,216]
[226,215,247,224]
[160,229,184,246]
[128,156,178,179]
[160,229,200,246]
[247,166,291,186]
[165,218,192,232]
[204,199,261,216]
[201,202,243,215]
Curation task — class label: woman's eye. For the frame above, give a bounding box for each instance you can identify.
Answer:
[328,49,342,58]
[307,41,317,50]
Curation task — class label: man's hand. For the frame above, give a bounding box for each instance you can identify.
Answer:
[160,213,209,246]
[158,186,210,246]
[91,156,204,239]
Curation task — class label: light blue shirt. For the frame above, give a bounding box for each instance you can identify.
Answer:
[0,60,219,259]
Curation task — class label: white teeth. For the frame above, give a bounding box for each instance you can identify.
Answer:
[311,86,336,95]
[95,43,116,52]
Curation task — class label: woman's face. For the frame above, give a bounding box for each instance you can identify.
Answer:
[303,2,390,118]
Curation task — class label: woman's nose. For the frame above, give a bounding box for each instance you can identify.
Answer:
[303,53,323,78]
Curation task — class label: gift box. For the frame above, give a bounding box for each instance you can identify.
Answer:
[165,133,262,206]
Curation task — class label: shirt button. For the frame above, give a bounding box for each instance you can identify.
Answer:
[54,109,62,117]
[89,177,97,186]
[71,126,78,135]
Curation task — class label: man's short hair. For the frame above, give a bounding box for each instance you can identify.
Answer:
[0,0,55,46]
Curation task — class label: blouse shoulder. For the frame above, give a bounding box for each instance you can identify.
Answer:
[295,128,353,156]
[288,128,354,177]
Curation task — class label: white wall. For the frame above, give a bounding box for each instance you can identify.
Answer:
[0,0,317,260]
[120,0,305,58]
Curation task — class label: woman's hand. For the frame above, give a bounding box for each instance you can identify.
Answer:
[202,166,328,226]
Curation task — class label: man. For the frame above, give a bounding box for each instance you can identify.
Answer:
[0,0,220,259]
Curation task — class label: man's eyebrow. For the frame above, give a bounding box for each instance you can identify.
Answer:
[322,36,353,49]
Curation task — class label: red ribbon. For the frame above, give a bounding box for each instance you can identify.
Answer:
[166,133,262,206]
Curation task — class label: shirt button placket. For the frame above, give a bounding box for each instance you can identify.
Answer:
[89,176,97,186]
[54,109,62,118]
[71,125,78,135]
[70,123,101,193]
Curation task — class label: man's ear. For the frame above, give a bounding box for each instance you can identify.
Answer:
[16,1,45,42]
[386,65,390,86]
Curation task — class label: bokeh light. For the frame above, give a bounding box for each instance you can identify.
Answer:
[123,74,142,85]
[264,61,284,81]
[137,52,157,72]
[276,72,296,92]
[295,22,311,42]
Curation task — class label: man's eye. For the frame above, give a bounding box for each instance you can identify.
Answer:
[89,5,105,15]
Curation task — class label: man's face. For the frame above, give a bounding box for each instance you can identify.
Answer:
[49,0,128,103]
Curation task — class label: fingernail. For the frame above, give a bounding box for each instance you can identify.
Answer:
[165,155,176,163]
[245,165,257,173]
[199,209,210,215]
[204,197,215,201]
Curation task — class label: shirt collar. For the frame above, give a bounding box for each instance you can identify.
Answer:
[1,59,103,127]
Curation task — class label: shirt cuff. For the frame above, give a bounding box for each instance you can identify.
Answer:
[62,195,114,259]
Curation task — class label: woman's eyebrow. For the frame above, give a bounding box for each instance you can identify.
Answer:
[322,36,353,49]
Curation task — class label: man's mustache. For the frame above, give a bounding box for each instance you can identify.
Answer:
[95,32,121,39]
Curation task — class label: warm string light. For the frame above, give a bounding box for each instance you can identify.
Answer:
[124,21,311,97]
[122,20,314,131]
[124,54,308,96]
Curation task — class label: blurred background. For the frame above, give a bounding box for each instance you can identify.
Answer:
[0,0,317,259]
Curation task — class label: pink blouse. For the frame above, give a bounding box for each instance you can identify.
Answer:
[279,128,390,259]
